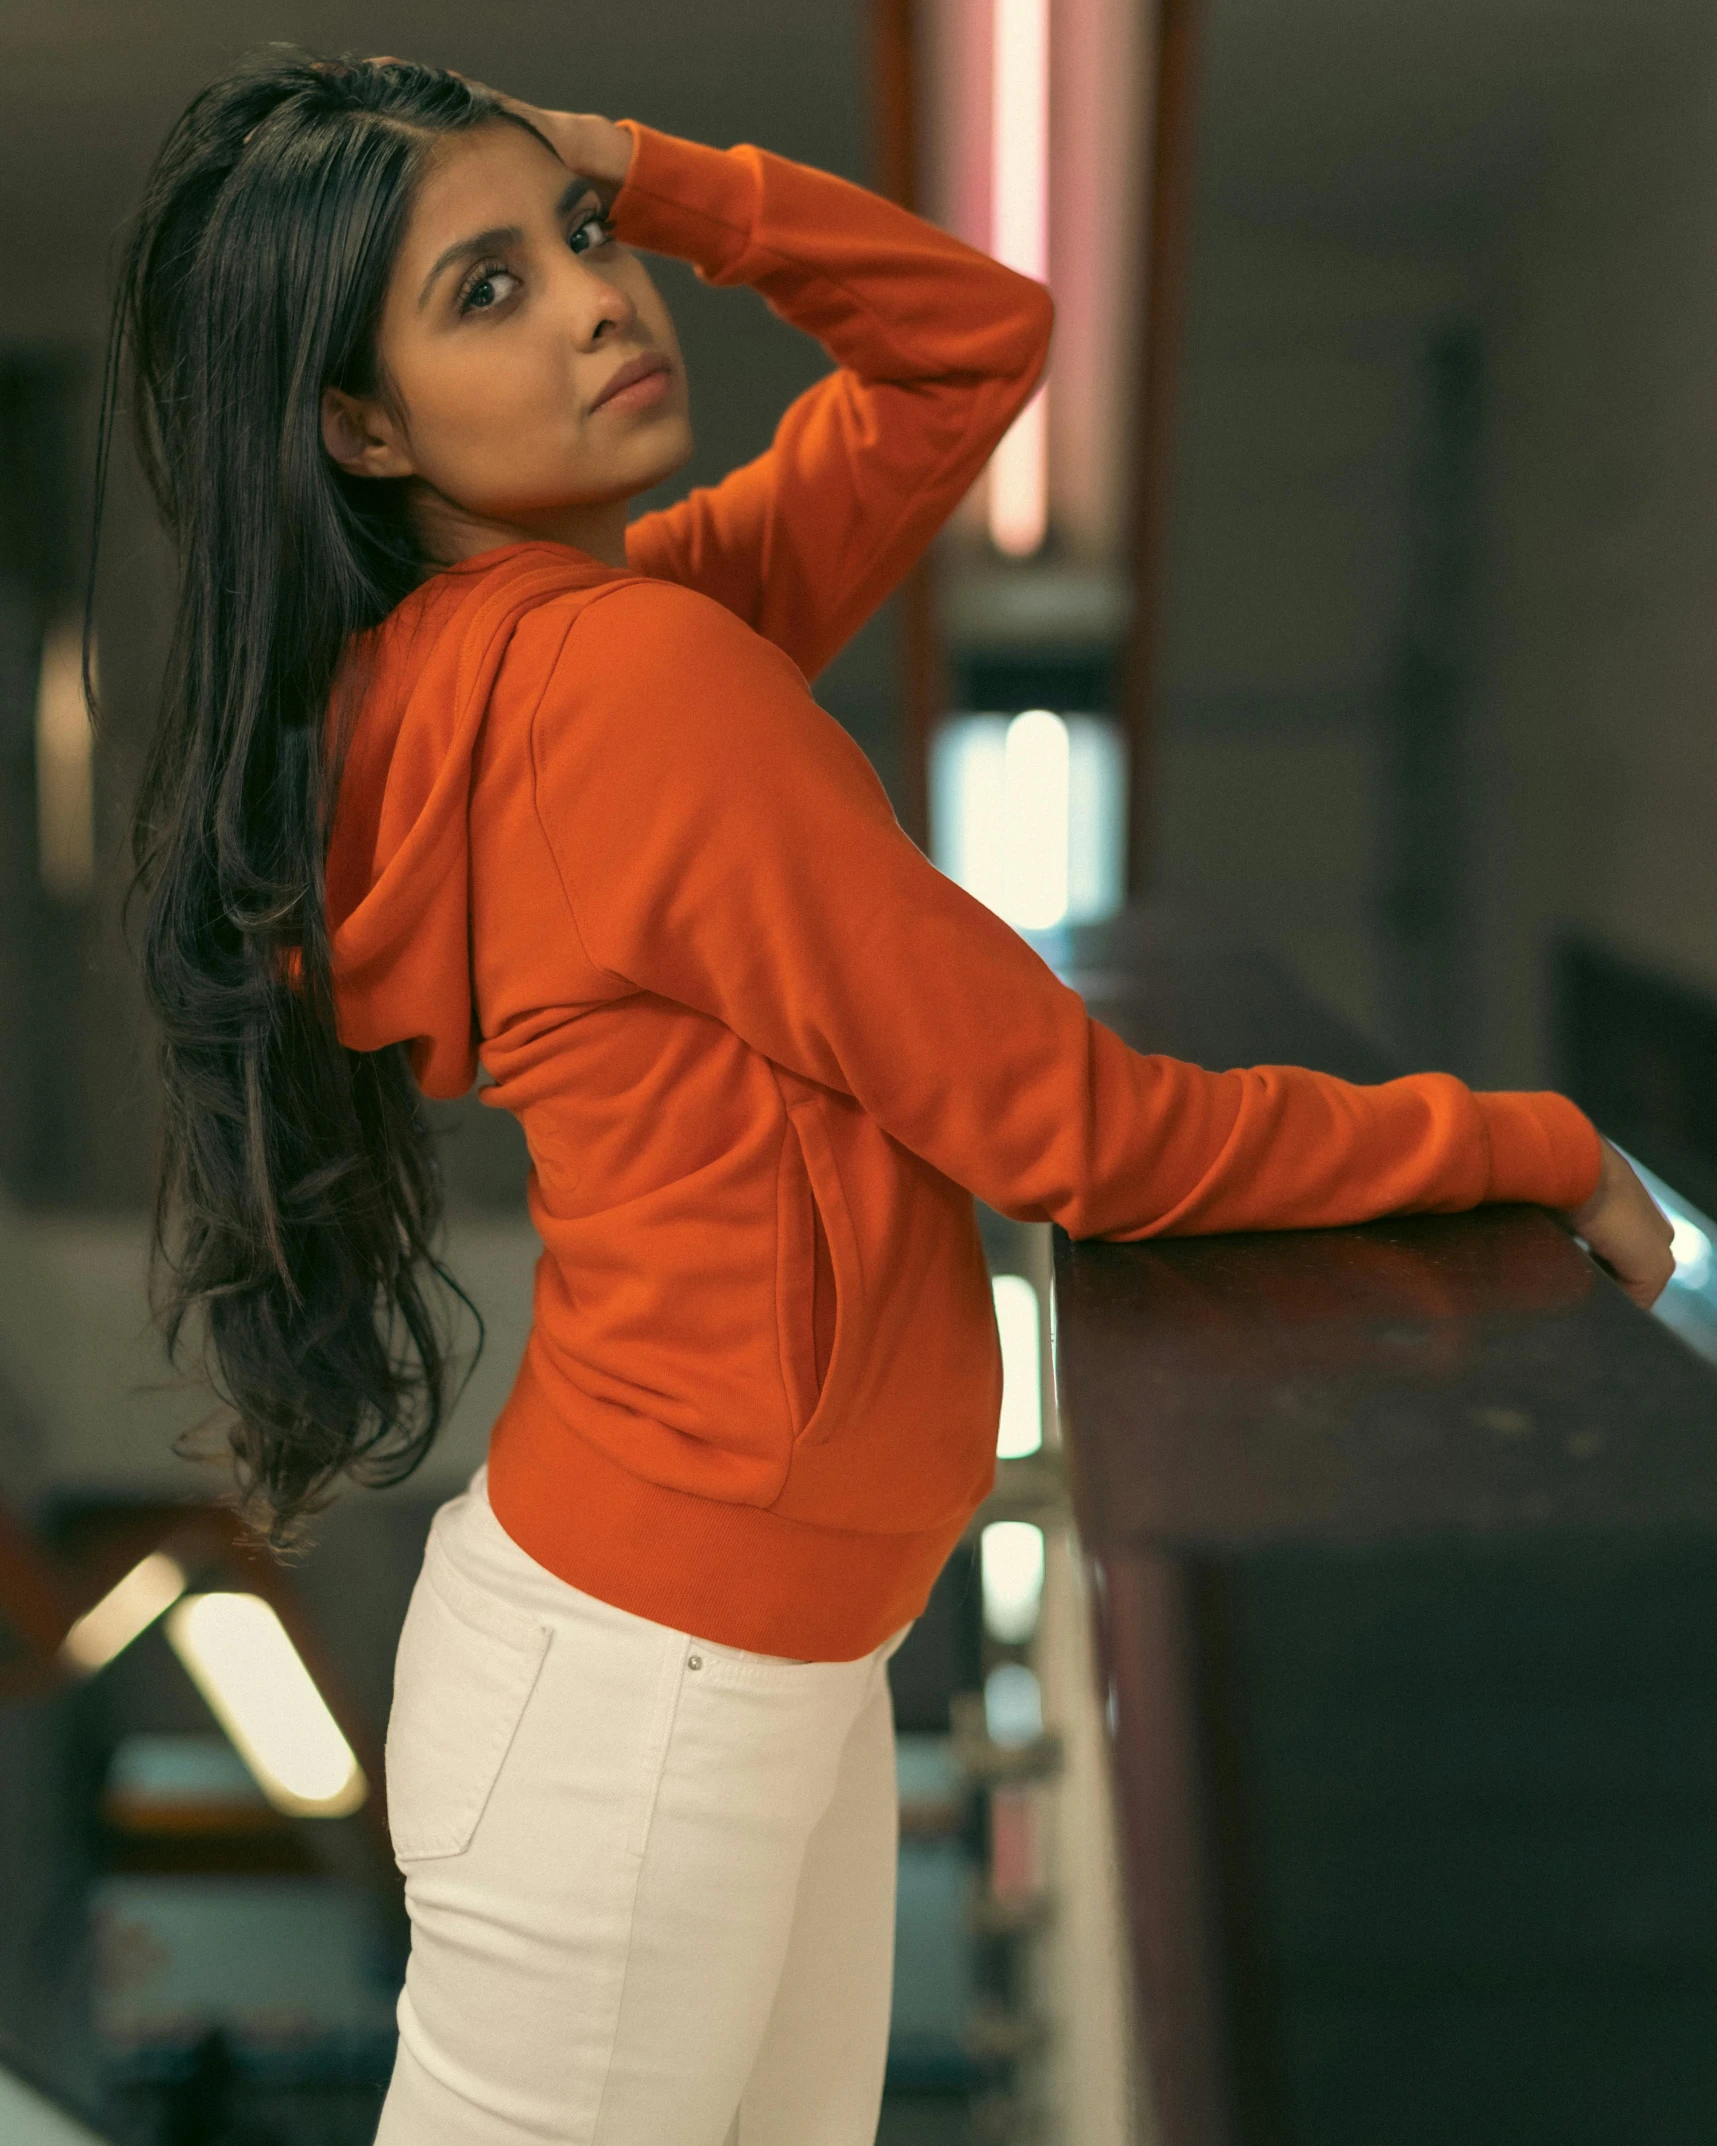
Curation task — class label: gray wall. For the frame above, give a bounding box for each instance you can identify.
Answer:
[1157,0,1717,1091]
[1475,18,1717,1086]
[1157,225,1473,1057]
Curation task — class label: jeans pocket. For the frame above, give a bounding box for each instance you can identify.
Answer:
[385,1547,551,1863]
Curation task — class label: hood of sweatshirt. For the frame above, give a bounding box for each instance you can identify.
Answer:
[326,542,620,1098]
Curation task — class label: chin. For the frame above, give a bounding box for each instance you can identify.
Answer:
[637,423,695,489]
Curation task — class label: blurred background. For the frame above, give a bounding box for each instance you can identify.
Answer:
[5,1,1717,2142]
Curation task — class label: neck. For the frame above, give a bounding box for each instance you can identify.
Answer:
[410,483,631,570]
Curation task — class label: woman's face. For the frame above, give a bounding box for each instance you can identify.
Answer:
[323,120,693,566]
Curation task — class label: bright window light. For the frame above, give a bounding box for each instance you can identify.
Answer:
[932,712,1125,931]
[36,619,95,902]
[166,1593,367,1818]
[60,1552,186,1676]
[984,1661,1044,1746]
[982,1520,1046,1644]
[989,0,1049,555]
[993,1273,1044,1458]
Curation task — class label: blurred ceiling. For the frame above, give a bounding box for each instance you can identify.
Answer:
[0,0,1705,335]
[0,0,869,338]
[1199,0,1716,241]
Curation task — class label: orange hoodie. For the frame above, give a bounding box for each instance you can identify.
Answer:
[327,124,1602,1660]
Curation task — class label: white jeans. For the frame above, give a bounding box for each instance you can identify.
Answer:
[375,1468,907,2145]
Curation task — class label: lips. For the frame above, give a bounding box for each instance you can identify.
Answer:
[590,351,673,414]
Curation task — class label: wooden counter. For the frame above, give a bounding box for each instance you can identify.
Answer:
[1045,909,1717,2146]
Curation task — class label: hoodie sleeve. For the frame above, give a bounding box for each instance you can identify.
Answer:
[613,122,1050,682]
[527,579,1603,1238]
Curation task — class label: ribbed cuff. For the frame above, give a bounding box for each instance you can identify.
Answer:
[1477,1089,1604,1211]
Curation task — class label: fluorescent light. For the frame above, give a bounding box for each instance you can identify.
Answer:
[991,0,1049,280]
[989,0,1050,556]
[166,1593,367,1818]
[1003,710,1070,928]
[990,390,1049,557]
[933,712,1126,931]
[982,1520,1046,1644]
[993,1272,1044,1458]
[60,1552,186,1675]
[36,620,95,902]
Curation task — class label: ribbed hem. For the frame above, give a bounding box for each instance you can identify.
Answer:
[1477,1089,1604,1211]
[485,1353,968,1662]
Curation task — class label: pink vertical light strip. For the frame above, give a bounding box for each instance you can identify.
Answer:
[989,0,1050,557]
[991,0,1049,280]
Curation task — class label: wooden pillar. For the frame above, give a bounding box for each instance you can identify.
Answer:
[871,0,945,852]
[1122,0,1203,897]
[1096,1548,1235,2145]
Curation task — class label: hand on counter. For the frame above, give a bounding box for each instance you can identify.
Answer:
[1562,1139,1676,1308]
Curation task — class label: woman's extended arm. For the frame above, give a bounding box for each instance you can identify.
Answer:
[514,105,1049,680]
[523,580,1678,1298]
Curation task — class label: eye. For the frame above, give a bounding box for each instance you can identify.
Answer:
[568,209,616,257]
[459,259,519,314]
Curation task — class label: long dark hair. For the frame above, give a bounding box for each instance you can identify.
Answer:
[104,50,526,1538]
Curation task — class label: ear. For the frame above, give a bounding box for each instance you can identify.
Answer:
[321,386,415,480]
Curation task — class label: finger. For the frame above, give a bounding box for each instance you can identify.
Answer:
[1624,1250,1676,1309]
[1583,1231,1673,1309]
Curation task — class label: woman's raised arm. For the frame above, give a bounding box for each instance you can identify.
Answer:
[601,122,1051,680]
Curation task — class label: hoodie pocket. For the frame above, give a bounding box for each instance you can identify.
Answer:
[775,1095,860,1444]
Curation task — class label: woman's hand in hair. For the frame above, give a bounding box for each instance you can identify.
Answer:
[1559,1139,1677,1308]
[365,59,635,196]
[505,104,635,195]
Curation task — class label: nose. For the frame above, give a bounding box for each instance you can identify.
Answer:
[565,255,636,350]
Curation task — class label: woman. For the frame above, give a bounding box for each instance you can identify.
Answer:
[114,49,1668,2146]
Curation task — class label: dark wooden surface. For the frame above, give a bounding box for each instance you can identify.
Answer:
[1047,904,1717,1553]
[1059,1213,1717,1548]
[1044,908,1717,2146]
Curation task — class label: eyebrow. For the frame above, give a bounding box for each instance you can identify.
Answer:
[418,177,600,309]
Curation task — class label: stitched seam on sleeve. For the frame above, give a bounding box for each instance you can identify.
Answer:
[525,586,654,994]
